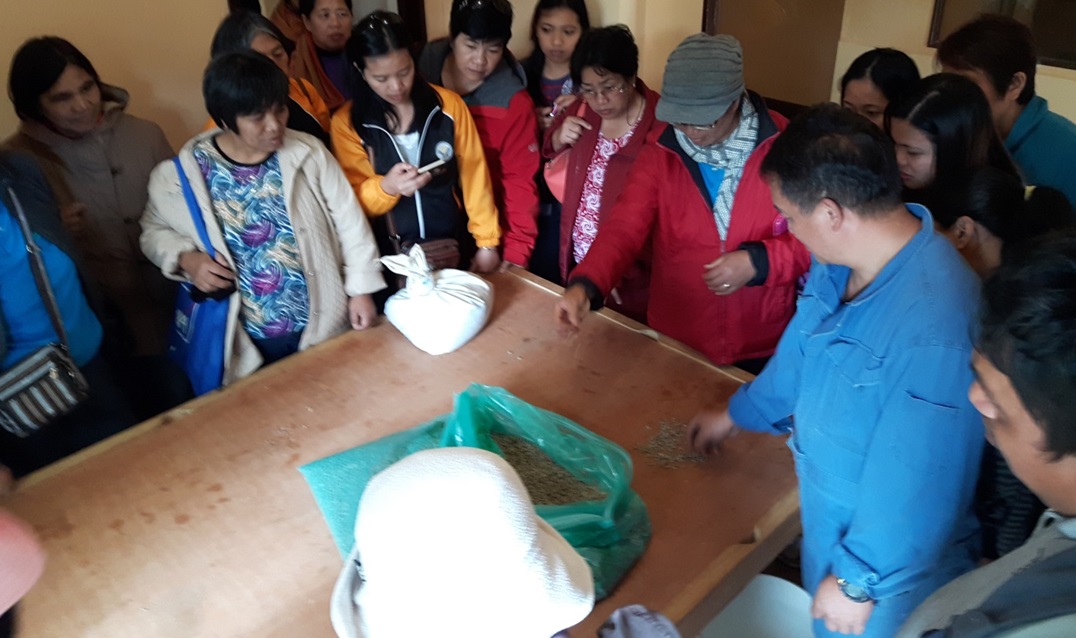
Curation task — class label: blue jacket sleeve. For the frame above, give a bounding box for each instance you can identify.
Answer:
[830,344,984,600]
[727,261,822,433]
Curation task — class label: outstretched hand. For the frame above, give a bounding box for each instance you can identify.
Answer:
[688,408,741,455]
[554,284,591,337]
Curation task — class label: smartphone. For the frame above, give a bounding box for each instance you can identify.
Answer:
[416,158,447,175]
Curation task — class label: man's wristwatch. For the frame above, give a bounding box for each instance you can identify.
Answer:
[836,577,873,603]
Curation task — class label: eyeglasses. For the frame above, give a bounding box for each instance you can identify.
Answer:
[672,97,742,133]
[578,82,627,101]
[672,120,720,132]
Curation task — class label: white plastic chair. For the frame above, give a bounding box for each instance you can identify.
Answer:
[697,574,813,638]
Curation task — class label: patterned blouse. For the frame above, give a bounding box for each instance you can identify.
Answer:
[572,126,636,265]
[193,138,310,340]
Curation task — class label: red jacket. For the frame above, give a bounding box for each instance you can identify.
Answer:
[542,81,664,322]
[569,93,810,365]
[419,41,541,268]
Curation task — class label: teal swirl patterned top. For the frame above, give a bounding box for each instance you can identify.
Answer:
[194,138,310,340]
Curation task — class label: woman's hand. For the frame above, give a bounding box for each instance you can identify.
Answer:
[380,163,433,198]
[471,249,501,272]
[554,284,591,337]
[552,116,593,152]
[553,93,578,111]
[178,250,235,294]
[471,247,501,273]
[59,202,88,236]
[536,106,554,131]
[348,294,377,330]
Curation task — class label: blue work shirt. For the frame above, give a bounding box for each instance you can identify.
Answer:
[729,205,984,636]
[0,201,101,370]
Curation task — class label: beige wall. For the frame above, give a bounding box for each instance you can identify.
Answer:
[716,0,846,106]
[0,1,250,148]
[424,0,704,91]
[833,0,1076,122]
[0,0,708,148]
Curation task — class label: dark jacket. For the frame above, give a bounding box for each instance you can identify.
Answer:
[331,85,501,261]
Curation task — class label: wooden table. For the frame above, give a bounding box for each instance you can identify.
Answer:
[2,271,799,638]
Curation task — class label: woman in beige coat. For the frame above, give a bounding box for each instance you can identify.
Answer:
[141,52,384,386]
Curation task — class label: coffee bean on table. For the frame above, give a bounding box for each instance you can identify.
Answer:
[637,419,707,469]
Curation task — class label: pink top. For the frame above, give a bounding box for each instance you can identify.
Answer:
[572,127,636,264]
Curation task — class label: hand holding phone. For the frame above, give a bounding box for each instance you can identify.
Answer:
[416,158,446,175]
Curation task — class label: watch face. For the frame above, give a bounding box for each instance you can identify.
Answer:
[837,579,872,603]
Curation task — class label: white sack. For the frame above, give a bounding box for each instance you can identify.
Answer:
[380,246,493,355]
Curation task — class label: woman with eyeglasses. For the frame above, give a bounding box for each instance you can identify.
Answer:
[418,0,541,270]
[332,11,502,281]
[542,26,661,322]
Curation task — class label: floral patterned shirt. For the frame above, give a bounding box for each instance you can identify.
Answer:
[193,137,310,339]
[572,126,636,265]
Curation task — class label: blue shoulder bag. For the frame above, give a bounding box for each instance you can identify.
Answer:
[166,157,230,396]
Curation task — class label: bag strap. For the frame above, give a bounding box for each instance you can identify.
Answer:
[172,156,216,259]
[6,186,71,349]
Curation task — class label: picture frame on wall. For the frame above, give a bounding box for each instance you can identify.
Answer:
[929,0,1076,70]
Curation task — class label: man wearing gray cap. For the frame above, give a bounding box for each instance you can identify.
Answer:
[554,33,809,371]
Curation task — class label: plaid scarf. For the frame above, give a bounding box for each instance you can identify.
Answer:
[674,96,759,241]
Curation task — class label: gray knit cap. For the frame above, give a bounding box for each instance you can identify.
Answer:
[656,33,745,126]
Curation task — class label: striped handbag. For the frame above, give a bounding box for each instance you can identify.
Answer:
[0,185,89,438]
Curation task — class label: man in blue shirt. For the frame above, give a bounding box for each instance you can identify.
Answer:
[689,105,985,637]
[938,14,1076,207]
[897,231,1076,636]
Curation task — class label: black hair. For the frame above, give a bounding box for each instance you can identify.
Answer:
[449,0,513,45]
[203,50,290,130]
[760,103,903,217]
[8,36,102,124]
[937,14,1036,106]
[933,167,1074,256]
[570,25,638,87]
[211,10,295,58]
[298,0,352,18]
[886,73,1020,196]
[347,11,441,133]
[840,48,920,105]
[521,0,590,105]
[979,230,1076,458]
[228,0,262,14]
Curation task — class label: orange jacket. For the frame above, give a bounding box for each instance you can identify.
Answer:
[290,32,346,112]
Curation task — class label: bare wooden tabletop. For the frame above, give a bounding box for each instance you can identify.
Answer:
[2,270,798,638]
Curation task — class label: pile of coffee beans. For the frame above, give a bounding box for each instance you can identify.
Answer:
[637,419,707,469]
[492,433,607,505]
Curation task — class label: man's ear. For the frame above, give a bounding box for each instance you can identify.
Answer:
[819,197,845,230]
[952,215,977,250]
[1005,71,1028,104]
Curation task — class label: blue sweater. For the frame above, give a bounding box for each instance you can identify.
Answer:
[1007,95,1076,206]
[729,205,984,626]
[0,200,101,369]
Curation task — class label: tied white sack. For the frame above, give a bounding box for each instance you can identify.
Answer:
[380,245,493,355]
